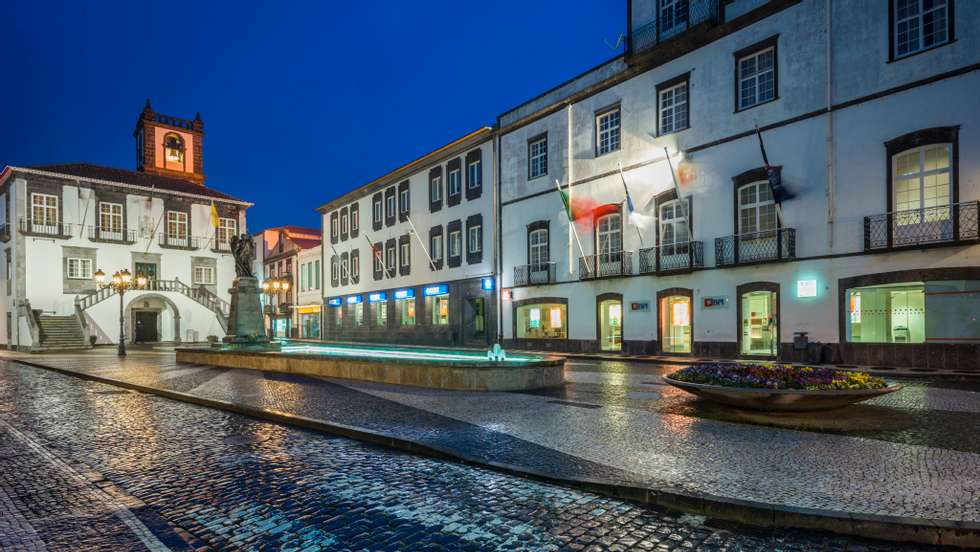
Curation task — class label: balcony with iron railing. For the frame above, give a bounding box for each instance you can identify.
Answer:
[212,239,232,253]
[638,241,704,274]
[579,251,634,280]
[87,225,136,244]
[514,261,557,286]
[715,228,796,267]
[158,233,200,250]
[864,201,979,251]
[18,218,72,239]
[629,0,721,57]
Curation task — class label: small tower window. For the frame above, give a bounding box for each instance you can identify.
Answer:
[164,133,185,164]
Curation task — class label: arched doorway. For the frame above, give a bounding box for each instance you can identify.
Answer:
[657,288,693,354]
[125,293,181,344]
[596,293,623,352]
[737,282,779,358]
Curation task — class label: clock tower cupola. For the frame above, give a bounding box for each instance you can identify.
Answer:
[134,99,205,184]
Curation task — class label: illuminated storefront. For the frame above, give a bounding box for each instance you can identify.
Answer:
[424,285,449,326]
[395,288,416,326]
[297,304,321,339]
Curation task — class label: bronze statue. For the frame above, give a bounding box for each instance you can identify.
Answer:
[229,234,255,278]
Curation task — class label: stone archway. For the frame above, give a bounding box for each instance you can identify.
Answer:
[124,293,181,344]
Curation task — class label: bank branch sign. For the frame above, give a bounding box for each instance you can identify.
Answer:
[423,284,448,296]
[797,279,818,298]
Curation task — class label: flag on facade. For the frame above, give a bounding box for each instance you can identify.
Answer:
[755,125,793,203]
[209,201,220,228]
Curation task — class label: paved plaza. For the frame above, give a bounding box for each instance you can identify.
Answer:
[1,348,978,549]
[0,357,938,551]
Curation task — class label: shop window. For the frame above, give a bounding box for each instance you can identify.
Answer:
[740,287,778,356]
[515,303,567,339]
[598,296,623,352]
[846,282,925,343]
[659,294,691,353]
[427,295,450,326]
[375,300,388,327]
[332,304,343,328]
[397,296,416,326]
[353,302,364,326]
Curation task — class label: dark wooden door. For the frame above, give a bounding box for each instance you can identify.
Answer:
[134,311,158,342]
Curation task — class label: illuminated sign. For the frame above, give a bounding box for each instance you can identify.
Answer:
[481,277,494,291]
[423,284,448,296]
[501,289,512,301]
[368,292,387,303]
[346,295,363,304]
[327,298,342,307]
[797,279,817,298]
[394,289,415,300]
[630,301,650,312]
[702,296,729,309]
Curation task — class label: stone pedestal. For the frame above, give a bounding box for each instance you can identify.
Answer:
[222,276,279,350]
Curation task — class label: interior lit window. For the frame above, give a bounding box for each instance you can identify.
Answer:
[516,303,567,339]
[164,133,185,163]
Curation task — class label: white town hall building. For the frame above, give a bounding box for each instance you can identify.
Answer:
[0,101,251,350]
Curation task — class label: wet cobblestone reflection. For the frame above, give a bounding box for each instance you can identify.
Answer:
[0,361,939,551]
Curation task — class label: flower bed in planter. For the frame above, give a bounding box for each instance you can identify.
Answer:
[664,363,900,411]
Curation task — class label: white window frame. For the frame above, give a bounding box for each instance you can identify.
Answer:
[431,176,442,202]
[166,211,189,239]
[892,143,952,224]
[340,210,349,235]
[341,256,349,280]
[99,202,123,232]
[528,137,548,179]
[737,46,775,110]
[350,208,358,233]
[31,193,58,225]
[217,217,236,245]
[596,213,622,260]
[529,228,548,267]
[448,169,461,196]
[399,188,410,214]
[596,108,621,156]
[658,82,688,135]
[894,0,950,59]
[373,198,382,224]
[738,181,777,236]
[386,193,396,218]
[193,265,215,285]
[385,243,396,272]
[659,199,690,255]
[331,215,339,238]
[400,240,410,267]
[660,0,689,39]
[467,160,481,190]
[66,257,93,280]
[350,255,359,279]
[468,224,482,253]
[431,234,443,261]
[449,230,461,257]
[373,250,383,274]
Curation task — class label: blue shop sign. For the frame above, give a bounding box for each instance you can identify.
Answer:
[423,284,448,297]
[346,295,363,304]
[481,277,494,291]
[368,292,387,303]
[394,288,415,300]
[327,298,342,307]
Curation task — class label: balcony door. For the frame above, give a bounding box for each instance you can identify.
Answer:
[659,199,689,269]
[737,181,777,262]
[892,144,952,245]
[596,212,622,274]
[528,227,550,283]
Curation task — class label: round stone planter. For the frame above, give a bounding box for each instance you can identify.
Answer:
[663,376,902,411]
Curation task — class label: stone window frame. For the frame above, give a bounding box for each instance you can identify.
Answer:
[528,133,548,180]
[656,72,690,136]
[888,0,956,62]
[733,34,779,113]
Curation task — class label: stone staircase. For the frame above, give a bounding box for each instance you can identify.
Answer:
[36,315,90,351]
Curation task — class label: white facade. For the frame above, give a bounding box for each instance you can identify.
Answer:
[499,0,980,366]
[318,128,498,347]
[0,167,248,349]
[296,244,323,338]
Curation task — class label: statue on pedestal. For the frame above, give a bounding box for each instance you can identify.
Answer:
[222,233,279,350]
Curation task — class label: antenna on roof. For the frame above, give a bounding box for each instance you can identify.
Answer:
[603,33,625,51]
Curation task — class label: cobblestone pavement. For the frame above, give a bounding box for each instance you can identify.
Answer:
[0,360,938,551]
[2,349,979,527]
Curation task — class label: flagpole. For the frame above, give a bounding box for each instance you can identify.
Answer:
[555,178,591,274]
[405,215,436,270]
[663,147,693,241]
[362,233,388,273]
[618,162,644,248]
[755,124,784,227]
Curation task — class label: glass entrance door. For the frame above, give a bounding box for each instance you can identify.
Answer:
[741,290,777,356]
[660,295,691,353]
[599,298,623,352]
[135,262,158,282]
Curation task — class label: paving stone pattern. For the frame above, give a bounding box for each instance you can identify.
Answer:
[0,361,936,551]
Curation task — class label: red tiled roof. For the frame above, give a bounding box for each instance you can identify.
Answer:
[25,163,249,204]
[289,237,322,250]
[282,225,320,236]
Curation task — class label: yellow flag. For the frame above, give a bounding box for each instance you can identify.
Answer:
[209,201,219,229]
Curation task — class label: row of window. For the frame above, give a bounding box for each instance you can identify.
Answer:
[26,192,237,243]
[326,289,451,329]
[526,0,956,179]
[429,149,483,213]
[298,259,322,293]
[63,256,216,285]
[328,202,360,244]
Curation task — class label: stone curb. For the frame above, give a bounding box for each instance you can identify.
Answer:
[11,358,980,549]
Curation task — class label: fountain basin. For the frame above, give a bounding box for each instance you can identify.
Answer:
[176,342,565,391]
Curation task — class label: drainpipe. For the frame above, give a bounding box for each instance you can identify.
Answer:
[825,0,835,251]
[495,130,503,346]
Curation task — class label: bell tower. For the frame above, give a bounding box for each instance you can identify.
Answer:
[134,99,205,184]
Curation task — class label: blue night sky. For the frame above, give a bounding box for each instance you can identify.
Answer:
[1,1,623,231]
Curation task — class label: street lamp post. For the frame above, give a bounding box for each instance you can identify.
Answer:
[94,268,148,357]
[261,277,290,340]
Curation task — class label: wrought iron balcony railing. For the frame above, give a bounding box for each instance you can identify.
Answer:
[87,226,136,244]
[715,228,796,267]
[864,201,979,251]
[638,241,704,274]
[158,233,199,250]
[212,239,232,252]
[18,218,72,238]
[579,251,634,280]
[630,0,721,55]
[514,262,557,286]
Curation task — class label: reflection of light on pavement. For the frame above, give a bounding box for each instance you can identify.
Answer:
[663,412,695,438]
[279,344,539,363]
